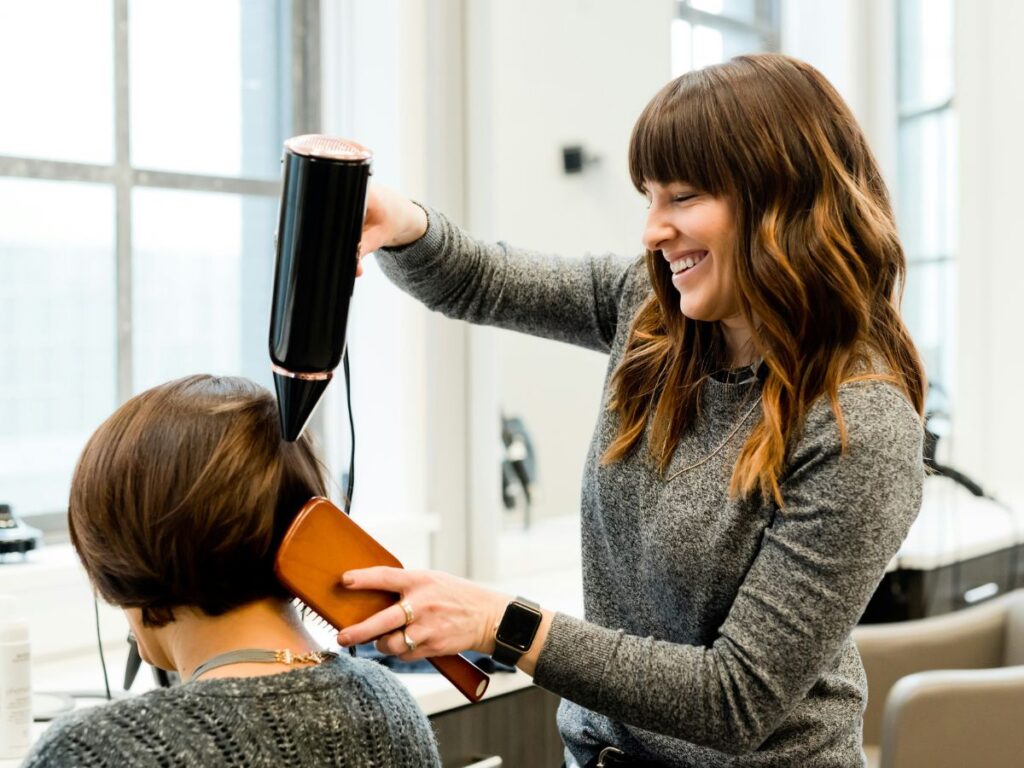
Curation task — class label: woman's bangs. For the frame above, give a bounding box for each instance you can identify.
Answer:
[628,73,729,197]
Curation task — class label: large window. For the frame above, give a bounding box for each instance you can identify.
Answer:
[0,0,319,522]
[672,0,780,76]
[895,0,956,440]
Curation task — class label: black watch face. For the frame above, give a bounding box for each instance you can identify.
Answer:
[497,603,540,650]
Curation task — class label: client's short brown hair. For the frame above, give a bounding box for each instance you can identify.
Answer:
[69,375,326,626]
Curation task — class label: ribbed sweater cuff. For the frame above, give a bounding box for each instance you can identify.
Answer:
[533,612,624,701]
[376,202,446,272]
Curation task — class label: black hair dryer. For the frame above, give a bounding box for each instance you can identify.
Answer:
[269,135,373,442]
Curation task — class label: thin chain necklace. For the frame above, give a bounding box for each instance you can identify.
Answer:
[665,390,763,483]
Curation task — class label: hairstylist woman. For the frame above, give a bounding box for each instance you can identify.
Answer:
[338,53,925,768]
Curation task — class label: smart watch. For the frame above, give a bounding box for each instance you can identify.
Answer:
[492,596,542,666]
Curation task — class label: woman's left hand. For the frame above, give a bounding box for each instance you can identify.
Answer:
[335,567,513,661]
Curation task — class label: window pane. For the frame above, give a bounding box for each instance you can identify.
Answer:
[129,0,290,179]
[693,25,725,69]
[672,19,693,76]
[690,24,763,70]
[903,261,955,392]
[0,0,114,163]
[898,0,954,110]
[720,27,763,61]
[131,188,277,393]
[0,179,116,516]
[689,0,758,23]
[897,110,956,259]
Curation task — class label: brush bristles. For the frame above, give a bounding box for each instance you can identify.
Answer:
[293,598,338,633]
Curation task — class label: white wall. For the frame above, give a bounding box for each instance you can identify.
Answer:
[319,0,435,566]
[464,0,675,558]
[781,0,897,182]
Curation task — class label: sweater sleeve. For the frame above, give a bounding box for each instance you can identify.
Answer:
[375,207,644,354]
[532,382,924,755]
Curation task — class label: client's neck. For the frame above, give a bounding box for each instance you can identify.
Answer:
[155,598,322,682]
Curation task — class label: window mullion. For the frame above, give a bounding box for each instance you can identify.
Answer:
[132,169,279,197]
[0,157,117,184]
[114,0,133,403]
[293,0,321,134]
[677,4,777,43]
[898,97,955,124]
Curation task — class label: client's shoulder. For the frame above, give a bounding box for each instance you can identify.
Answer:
[306,652,430,715]
[22,688,183,767]
[24,657,440,767]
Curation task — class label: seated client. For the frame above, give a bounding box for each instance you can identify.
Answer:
[25,374,442,767]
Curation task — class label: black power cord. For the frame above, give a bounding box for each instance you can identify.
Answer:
[94,594,111,700]
[342,348,355,513]
[342,348,357,660]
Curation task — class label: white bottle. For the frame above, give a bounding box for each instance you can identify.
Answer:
[0,595,31,760]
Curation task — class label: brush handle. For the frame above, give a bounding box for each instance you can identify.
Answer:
[429,654,490,702]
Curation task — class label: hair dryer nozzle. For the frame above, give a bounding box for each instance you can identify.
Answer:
[274,370,332,442]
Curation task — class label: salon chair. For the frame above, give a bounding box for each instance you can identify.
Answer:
[853,589,1024,768]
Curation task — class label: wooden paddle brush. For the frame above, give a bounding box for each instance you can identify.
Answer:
[274,496,490,703]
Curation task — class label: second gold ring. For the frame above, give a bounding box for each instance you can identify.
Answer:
[399,598,415,626]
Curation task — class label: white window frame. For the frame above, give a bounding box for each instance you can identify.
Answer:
[674,0,781,75]
[893,0,957,457]
[0,0,321,535]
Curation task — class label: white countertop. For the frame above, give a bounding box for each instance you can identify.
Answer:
[887,477,1024,571]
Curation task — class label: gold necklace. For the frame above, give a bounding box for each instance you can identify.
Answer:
[664,395,762,483]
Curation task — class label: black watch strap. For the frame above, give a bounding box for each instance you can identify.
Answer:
[492,596,542,667]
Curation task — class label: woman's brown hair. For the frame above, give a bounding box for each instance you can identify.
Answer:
[69,374,326,626]
[606,53,925,504]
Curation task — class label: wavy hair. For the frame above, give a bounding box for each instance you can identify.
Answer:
[604,53,925,505]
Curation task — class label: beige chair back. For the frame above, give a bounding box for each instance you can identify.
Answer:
[854,596,1009,747]
[1003,590,1024,666]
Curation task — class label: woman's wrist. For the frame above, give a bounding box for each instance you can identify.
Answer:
[478,592,555,677]
[475,590,514,656]
[389,199,428,248]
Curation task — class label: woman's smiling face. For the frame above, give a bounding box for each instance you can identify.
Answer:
[641,180,741,325]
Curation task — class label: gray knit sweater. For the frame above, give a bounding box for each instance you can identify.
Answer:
[377,210,924,767]
[23,655,441,767]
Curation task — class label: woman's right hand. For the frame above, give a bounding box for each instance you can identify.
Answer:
[356,184,428,276]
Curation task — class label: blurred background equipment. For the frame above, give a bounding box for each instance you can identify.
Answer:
[862,387,1022,623]
[501,414,539,529]
[0,504,41,560]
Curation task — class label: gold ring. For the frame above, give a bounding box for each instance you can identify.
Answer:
[399,599,415,625]
[403,630,416,653]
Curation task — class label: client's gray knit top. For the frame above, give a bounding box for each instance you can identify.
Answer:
[23,655,441,767]
[377,210,924,767]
